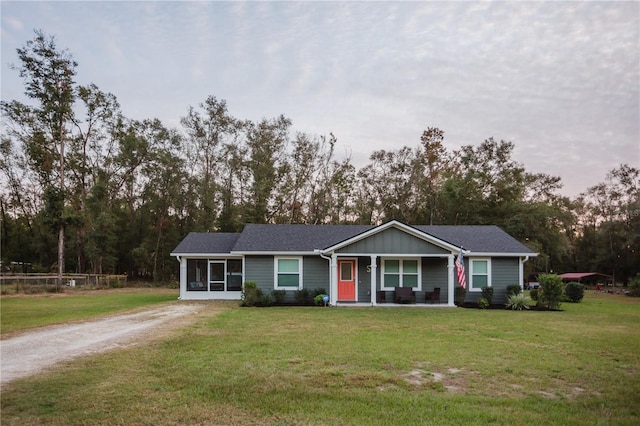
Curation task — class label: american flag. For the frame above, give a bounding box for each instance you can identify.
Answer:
[455,249,466,289]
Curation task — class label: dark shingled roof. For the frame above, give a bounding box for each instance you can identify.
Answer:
[172,223,535,255]
[414,225,534,254]
[233,224,374,252]
[172,232,240,254]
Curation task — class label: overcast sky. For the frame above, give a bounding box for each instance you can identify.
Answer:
[1,1,638,197]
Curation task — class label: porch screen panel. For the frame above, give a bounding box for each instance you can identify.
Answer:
[227,259,243,291]
[209,262,225,291]
[186,259,207,291]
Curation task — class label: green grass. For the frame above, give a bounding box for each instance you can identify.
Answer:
[0,289,179,335]
[1,292,639,425]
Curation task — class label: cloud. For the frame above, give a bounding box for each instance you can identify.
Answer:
[1,1,636,197]
[4,16,23,31]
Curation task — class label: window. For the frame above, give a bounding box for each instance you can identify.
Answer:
[275,257,302,290]
[382,258,420,290]
[470,259,491,292]
[340,261,353,281]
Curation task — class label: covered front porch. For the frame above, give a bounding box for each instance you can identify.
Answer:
[326,253,457,307]
[318,222,463,307]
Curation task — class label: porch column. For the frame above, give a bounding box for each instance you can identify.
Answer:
[179,257,187,299]
[330,253,338,305]
[370,255,378,306]
[447,254,455,306]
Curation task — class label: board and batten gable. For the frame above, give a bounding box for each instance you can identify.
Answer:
[337,227,450,255]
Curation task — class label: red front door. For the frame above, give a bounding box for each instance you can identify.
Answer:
[337,259,356,301]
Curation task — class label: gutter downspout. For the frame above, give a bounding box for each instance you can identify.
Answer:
[520,256,530,290]
[175,256,184,300]
[316,250,334,306]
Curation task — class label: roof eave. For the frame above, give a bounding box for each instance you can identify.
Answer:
[468,252,538,257]
[171,252,238,257]
[231,251,319,256]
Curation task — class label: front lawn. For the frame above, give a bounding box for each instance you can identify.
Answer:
[1,292,638,425]
[0,288,179,336]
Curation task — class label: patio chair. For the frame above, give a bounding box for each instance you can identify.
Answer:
[394,287,416,304]
[425,287,441,304]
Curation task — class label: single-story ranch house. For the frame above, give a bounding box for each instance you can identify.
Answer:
[171,220,536,306]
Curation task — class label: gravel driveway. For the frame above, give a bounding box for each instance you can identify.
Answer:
[1,303,204,387]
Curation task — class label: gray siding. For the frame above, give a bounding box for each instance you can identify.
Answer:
[246,255,331,303]
[356,257,371,302]
[491,257,520,304]
[303,256,330,293]
[338,227,449,255]
[421,257,448,303]
[245,255,274,295]
[464,257,520,305]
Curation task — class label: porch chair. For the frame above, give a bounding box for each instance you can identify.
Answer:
[425,287,441,304]
[394,287,416,304]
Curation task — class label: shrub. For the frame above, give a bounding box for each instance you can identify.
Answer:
[258,292,273,307]
[564,282,585,303]
[312,287,327,298]
[241,281,260,307]
[481,286,494,305]
[537,274,564,310]
[478,297,489,309]
[295,288,313,305]
[271,290,286,305]
[314,294,329,306]
[506,284,522,297]
[629,275,640,297]
[506,293,532,310]
[530,288,538,301]
[454,287,467,306]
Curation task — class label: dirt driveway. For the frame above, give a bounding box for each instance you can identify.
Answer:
[1,303,210,388]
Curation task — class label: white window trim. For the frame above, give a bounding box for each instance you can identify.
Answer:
[381,258,422,291]
[469,258,491,292]
[274,256,303,290]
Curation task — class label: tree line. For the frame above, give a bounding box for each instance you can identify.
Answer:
[2,31,639,284]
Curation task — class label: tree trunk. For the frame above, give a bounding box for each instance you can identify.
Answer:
[152,215,164,282]
[57,225,64,287]
[57,119,65,288]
